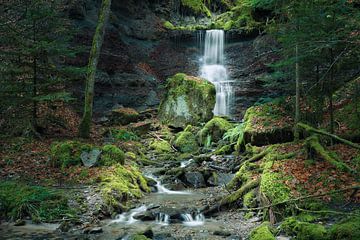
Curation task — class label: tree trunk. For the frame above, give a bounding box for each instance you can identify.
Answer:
[79,0,111,138]
[294,44,300,141]
[32,20,37,130]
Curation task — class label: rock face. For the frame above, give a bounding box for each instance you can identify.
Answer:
[159,73,215,128]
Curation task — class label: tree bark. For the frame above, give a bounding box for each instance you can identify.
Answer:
[79,0,111,138]
[294,44,300,141]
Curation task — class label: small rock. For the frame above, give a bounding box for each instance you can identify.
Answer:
[133,211,155,221]
[89,227,103,234]
[81,149,101,167]
[213,230,231,237]
[14,219,25,226]
[183,172,206,188]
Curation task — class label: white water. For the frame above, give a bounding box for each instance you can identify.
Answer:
[112,205,147,224]
[181,213,205,226]
[200,30,233,116]
[147,174,191,195]
[180,159,193,168]
[156,213,170,225]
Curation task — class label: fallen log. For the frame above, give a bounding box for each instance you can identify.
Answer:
[298,122,360,149]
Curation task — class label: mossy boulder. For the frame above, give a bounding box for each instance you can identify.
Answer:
[109,107,139,125]
[239,101,294,147]
[159,73,215,128]
[173,125,199,153]
[329,217,360,240]
[50,140,93,169]
[150,140,172,153]
[198,117,232,145]
[100,165,150,213]
[99,145,125,166]
[281,217,327,240]
[250,222,275,240]
[243,189,257,208]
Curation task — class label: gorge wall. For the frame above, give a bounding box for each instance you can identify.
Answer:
[69,0,280,119]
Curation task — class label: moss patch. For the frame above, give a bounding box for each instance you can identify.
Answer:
[150,140,172,153]
[174,125,199,153]
[198,117,232,145]
[281,217,327,240]
[99,144,125,166]
[250,222,275,240]
[99,164,150,211]
[50,140,93,169]
[329,217,360,240]
[181,0,211,17]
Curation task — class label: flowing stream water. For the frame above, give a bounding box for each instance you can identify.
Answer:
[200,30,233,116]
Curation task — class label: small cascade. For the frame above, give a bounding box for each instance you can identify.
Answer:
[200,29,233,116]
[112,205,147,224]
[156,213,170,225]
[146,174,190,195]
[180,159,193,168]
[181,212,205,226]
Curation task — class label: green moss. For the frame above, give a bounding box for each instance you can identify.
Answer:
[243,189,257,208]
[110,108,139,125]
[329,217,360,240]
[214,144,231,155]
[159,73,215,128]
[163,21,175,30]
[100,165,150,210]
[281,217,327,240]
[181,0,211,17]
[227,161,257,190]
[129,235,150,240]
[174,126,199,153]
[0,181,75,222]
[198,117,233,145]
[260,170,291,205]
[50,140,93,169]
[250,222,275,240]
[99,144,125,166]
[150,140,172,153]
[125,152,137,160]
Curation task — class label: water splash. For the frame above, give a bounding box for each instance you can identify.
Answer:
[146,174,190,195]
[112,205,147,224]
[156,213,170,225]
[200,30,233,116]
[181,213,205,226]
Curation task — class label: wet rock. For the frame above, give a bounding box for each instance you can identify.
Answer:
[81,149,101,167]
[142,227,154,238]
[150,207,183,223]
[58,221,71,232]
[158,73,215,128]
[85,227,102,234]
[227,236,242,240]
[183,172,206,188]
[207,173,234,186]
[133,211,155,221]
[165,182,186,191]
[14,219,25,226]
[214,230,232,237]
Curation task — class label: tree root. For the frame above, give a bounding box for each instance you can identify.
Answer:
[298,122,360,149]
[306,135,355,174]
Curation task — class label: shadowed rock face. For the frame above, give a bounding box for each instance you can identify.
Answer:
[69,0,281,119]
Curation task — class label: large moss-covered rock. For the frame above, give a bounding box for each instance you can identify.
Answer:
[198,117,232,145]
[173,125,199,153]
[159,73,215,128]
[250,222,275,240]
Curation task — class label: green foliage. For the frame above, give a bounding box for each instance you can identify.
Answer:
[0,0,84,134]
[99,144,125,166]
[0,181,74,222]
[181,0,212,17]
[174,127,199,153]
[111,129,139,141]
[223,123,245,144]
[50,140,93,169]
[198,117,232,145]
[164,21,176,30]
[150,140,172,153]
[243,189,257,208]
[260,167,291,205]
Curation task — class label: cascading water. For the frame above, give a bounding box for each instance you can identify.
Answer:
[181,213,205,226]
[156,213,170,225]
[200,30,233,116]
[112,205,147,224]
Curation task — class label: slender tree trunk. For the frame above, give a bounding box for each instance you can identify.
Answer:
[79,0,111,138]
[329,48,335,135]
[32,20,37,129]
[294,44,300,141]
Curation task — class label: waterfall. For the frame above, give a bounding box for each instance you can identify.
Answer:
[112,205,147,224]
[156,213,170,225]
[181,212,205,226]
[200,30,233,116]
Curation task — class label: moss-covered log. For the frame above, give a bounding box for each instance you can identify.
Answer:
[204,178,260,216]
[306,135,355,174]
[298,122,360,149]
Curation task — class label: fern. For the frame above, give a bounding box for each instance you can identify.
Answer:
[223,123,245,144]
